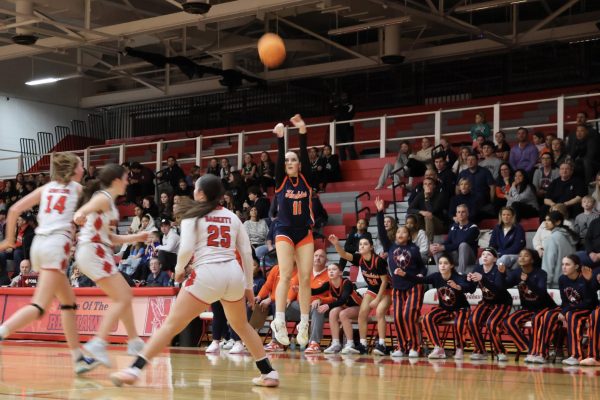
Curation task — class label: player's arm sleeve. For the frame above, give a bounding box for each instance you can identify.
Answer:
[235,217,255,290]
[174,218,195,276]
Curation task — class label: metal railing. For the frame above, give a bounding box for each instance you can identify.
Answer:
[0,91,599,180]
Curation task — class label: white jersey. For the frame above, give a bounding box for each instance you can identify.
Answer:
[176,206,253,289]
[36,180,81,236]
[77,190,120,247]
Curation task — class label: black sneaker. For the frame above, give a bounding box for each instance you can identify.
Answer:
[355,343,368,355]
[372,343,387,356]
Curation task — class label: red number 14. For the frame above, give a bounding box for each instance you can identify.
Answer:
[45,195,67,214]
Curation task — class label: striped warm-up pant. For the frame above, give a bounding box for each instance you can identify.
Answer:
[587,307,600,360]
[422,307,470,349]
[468,303,512,354]
[535,308,590,358]
[503,308,552,353]
[392,285,424,352]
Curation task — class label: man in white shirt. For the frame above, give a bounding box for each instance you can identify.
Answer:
[156,219,180,271]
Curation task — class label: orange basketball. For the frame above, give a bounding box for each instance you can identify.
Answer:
[257,33,286,69]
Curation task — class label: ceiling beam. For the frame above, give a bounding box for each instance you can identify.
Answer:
[519,0,581,39]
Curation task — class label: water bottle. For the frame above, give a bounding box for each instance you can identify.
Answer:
[289,337,296,351]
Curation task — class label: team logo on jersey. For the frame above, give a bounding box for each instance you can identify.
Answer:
[437,287,456,306]
[518,282,539,302]
[564,287,582,304]
[144,297,173,335]
[392,248,412,270]
[478,282,495,301]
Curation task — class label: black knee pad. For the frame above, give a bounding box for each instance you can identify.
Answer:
[60,303,78,311]
[30,303,44,317]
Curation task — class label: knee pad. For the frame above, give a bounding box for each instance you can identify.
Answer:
[30,303,44,318]
[60,303,78,311]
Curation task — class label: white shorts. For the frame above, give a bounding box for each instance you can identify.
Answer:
[75,242,118,282]
[184,260,246,304]
[30,234,73,273]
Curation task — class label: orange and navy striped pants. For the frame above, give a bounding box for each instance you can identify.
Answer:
[392,285,424,352]
[535,308,590,358]
[532,307,561,357]
[587,307,600,360]
[503,308,552,353]
[422,307,470,349]
[468,303,512,354]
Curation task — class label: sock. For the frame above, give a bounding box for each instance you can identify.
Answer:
[300,314,309,324]
[379,338,385,346]
[131,355,148,370]
[256,357,274,375]
[360,339,367,346]
[0,325,8,340]
[275,312,286,322]
[71,348,83,362]
[332,339,340,346]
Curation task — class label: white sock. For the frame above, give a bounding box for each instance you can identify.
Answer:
[331,339,340,346]
[378,338,385,345]
[360,339,368,346]
[275,312,286,322]
[71,348,83,362]
[0,325,8,340]
[300,314,309,324]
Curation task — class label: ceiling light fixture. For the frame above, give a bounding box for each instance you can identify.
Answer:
[328,16,411,36]
[455,0,537,13]
[25,74,79,86]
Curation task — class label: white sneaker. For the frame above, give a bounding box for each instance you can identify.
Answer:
[470,352,488,361]
[229,341,246,354]
[270,319,290,346]
[83,338,111,367]
[296,322,309,347]
[324,343,342,354]
[390,349,406,358]
[562,356,580,366]
[222,339,235,350]
[532,355,547,364]
[454,349,464,360]
[341,343,359,355]
[127,337,145,356]
[428,346,446,359]
[497,353,508,362]
[408,349,419,358]
[524,354,535,363]
[205,340,221,353]
[252,370,280,387]
[74,356,101,375]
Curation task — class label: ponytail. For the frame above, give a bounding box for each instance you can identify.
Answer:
[176,196,220,221]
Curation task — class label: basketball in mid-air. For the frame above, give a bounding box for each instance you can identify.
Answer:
[257,33,286,69]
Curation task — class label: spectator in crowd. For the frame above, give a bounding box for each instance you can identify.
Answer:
[576,217,600,268]
[308,147,321,190]
[470,111,491,142]
[489,207,526,269]
[221,191,243,219]
[70,266,95,288]
[506,169,539,220]
[494,131,510,161]
[255,219,278,269]
[156,219,180,272]
[479,141,502,179]
[127,162,155,203]
[433,153,457,197]
[375,215,398,257]
[174,179,192,198]
[219,158,234,183]
[532,131,546,153]
[473,134,486,159]
[156,156,185,194]
[142,196,159,219]
[592,172,600,213]
[532,203,572,258]
[145,258,170,287]
[241,153,257,186]
[14,182,28,202]
[338,217,372,270]
[118,241,146,277]
[509,127,539,174]
[128,206,151,234]
[257,152,275,192]
[567,124,600,186]
[206,158,220,176]
[573,196,598,240]
[408,177,447,242]
[185,165,201,188]
[533,152,559,203]
[244,206,269,249]
[407,137,433,178]
[0,213,35,284]
[430,205,479,274]
[83,165,97,182]
[449,178,481,223]
[405,214,429,263]
[244,186,270,221]
[375,140,410,190]
[494,162,514,210]
[576,111,599,136]
[225,171,247,209]
[35,173,46,187]
[311,192,328,234]
[318,144,342,190]
[158,191,174,221]
[132,231,161,281]
[407,168,441,204]
[543,161,587,218]
[541,211,579,288]
[332,92,357,161]
[439,138,458,168]
[551,138,567,167]
[452,146,471,175]
[458,154,495,217]
[542,133,555,155]
[9,259,37,287]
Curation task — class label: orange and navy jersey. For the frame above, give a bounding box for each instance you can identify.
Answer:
[351,253,388,294]
[257,265,298,302]
[328,278,362,308]
[288,268,332,303]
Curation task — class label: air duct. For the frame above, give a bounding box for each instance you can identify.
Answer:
[12,0,38,45]
[381,25,404,64]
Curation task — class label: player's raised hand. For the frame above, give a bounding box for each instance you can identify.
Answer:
[273,122,285,138]
[290,114,306,134]
[582,266,593,281]
[328,234,339,246]
[374,196,385,212]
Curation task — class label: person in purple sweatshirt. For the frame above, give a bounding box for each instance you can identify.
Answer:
[509,127,539,174]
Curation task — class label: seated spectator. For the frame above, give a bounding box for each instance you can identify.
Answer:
[405,214,429,262]
[567,124,600,186]
[576,217,600,269]
[453,146,471,175]
[407,168,442,204]
[494,162,514,210]
[433,153,456,196]
[185,165,201,188]
[339,217,372,270]
[0,213,34,285]
[70,266,95,287]
[257,152,275,192]
[128,205,152,234]
[225,171,247,210]
[458,154,495,218]
[576,110,599,136]
[255,264,297,342]
[126,162,155,203]
[479,141,502,179]
[311,192,328,234]
[439,138,458,167]
[532,152,558,202]
[83,165,97,182]
[509,127,538,174]
[592,172,600,213]
[532,131,546,153]
[156,156,185,194]
[244,186,270,220]
[241,152,257,186]
[407,137,433,178]
[470,111,491,142]
[9,259,37,287]
[156,219,180,272]
[408,177,447,242]
[206,157,220,176]
[541,211,578,288]
[489,207,526,269]
[132,231,161,281]
[494,131,510,161]
[318,144,342,190]
[219,158,234,183]
[473,134,486,159]
[430,205,479,274]
[118,241,146,276]
[221,190,243,219]
[449,178,482,223]
[532,203,572,258]
[244,206,269,248]
[542,133,555,156]
[174,178,192,197]
[146,257,171,286]
[158,191,174,220]
[543,161,587,218]
[255,219,278,268]
[308,147,321,190]
[506,169,539,220]
[573,195,598,241]
[142,196,159,219]
[551,138,567,167]
[375,140,410,190]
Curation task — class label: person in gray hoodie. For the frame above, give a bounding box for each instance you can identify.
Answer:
[542,211,579,288]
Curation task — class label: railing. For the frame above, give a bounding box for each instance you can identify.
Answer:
[0,91,599,180]
[354,192,371,224]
